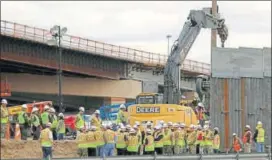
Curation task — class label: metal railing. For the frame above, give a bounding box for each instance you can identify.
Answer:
[0,20,211,75]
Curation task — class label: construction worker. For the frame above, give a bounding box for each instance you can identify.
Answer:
[144,129,155,155]
[18,104,30,140]
[40,122,53,160]
[174,123,186,154]
[153,125,164,155]
[145,121,154,135]
[126,129,140,155]
[242,125,252,153]
[195,125,204,154]
[116,126,127,155]
[31,107,41,140]
[94,125,105,156]
[253,121,265,153]
[103,124,116,157]
[41,105,50,129]
[91,110,102,130]
[203,125,213,154]
[212,127,220,153]
[76,127,88,158]
[56,113,65,140]
[133,125,143,154]
[196,103,205,127]
[230,133,242,153]
[116,104,127,125]
[187,124,197,154]
[1,99,9,138]
[76,107,85,136]
[162,123,173,155]
[49,108,58,140]
[167,122,173,131]
[86,126,97,157]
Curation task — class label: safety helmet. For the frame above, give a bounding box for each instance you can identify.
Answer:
[159,120,164,124]
[133,125,138,129]
[119,104,126,109]
[129,129,136,133]
[154,125,161,130]
[203,125,209,130]
[257,121,262,125]
[79,106,85,112]
[94,110,100,114]
[121,126,126,130]
[167,122,173,126]
[173,123,179,127]
[58,113,64,117]
[22,104,27,109]
[135,121,140,126]
[189,124,194,129]
[180,123,185,128]
[32,107,39,113]
[163,124,168,128]
[245,125,250,129]
[46,123,52,127]
[50,108,55,113]
[198,102,204,107]
[197,125,202,130]
[44,105,50,110]
[146,129,152,133]
[1,99,7,104]
[126,125,131,129]
[146,121,152,126]
[233,133,237,136]
[214,127,219,131]
[91,126,97,130]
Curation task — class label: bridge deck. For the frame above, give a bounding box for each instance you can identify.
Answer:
[1,20,210,75]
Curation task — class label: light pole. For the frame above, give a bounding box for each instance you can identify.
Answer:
[166,34,172,55]
[47,25,67,113]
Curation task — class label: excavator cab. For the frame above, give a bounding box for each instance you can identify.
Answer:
[136,93,163,104]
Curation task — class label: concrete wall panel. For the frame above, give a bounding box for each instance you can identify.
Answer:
[263,47,271,77]
[1,73,142,99]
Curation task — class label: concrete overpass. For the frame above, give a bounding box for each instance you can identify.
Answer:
[0,20,210,110]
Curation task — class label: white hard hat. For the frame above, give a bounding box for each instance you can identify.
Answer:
[94,110,100,114]
[163,124,168,128]
[121,126,126,130]
[1,99,7,104]
[189,124,194,128]
[50,108,55,113]
[146,129,152,133]
[245,125,250,129]
[214,127,219,131]
[46,122,52,127]
[257,121,262,125]
[173,123,179,127]
[203,125,209,130]
[44,105,50,110]
[119,104,126,109]
[129,129,136,133]
[233,133,237,136]
[58,113,64,117]
[126,125,131,129]
[146,121,152,126]
[159,120,164,124]
[118,123,124,127]
[91,126,97,130]
[79,106,85,112]
[32,107,39,113]
[167,122,173,126]
[198,102,204,107]
[154,125,161,130]
[197,125,202,130]
[133,125,138,129]
[135,121,140,126]
[22,104,27,109]
[205,121,210,124]
[180,123,185,127]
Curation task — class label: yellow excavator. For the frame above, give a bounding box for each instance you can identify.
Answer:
[128,6,228,127]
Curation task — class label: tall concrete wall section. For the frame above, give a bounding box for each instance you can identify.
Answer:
[210,47,271,150]
[1,73,142,99]
[263,47,271,77]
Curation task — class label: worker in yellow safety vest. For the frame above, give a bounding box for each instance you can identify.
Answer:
[116,104,127,125]
[167,122,173,132]
[18,104,30,140]
[56,113,65,140]
[49,108,58,140]
[162,123,173,155]
[173,123,186,154]
[40,122,54,160]
[31,107,41,140]
[41,105,50,129]
[153,125,164,155]
[187,124,197,154]
[133,124,143,154]
[116,126,127,155]
[203,125,213,154]
[103,124,116,157]
[86,126,97,157]
[145,121,154,135]
[91,110,102,130]
[126,129,140,155]
[76,127,88,158]
[76,107,85,135]
[253,121,265,153]
[94,125,105,156]
[212,127,220,153]
[1,99,9,139]
[195,125,204,154]
[144,129,155,155]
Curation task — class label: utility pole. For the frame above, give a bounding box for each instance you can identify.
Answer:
[211,0,217,49]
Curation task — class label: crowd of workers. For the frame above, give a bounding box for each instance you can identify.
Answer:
[0,99,267,159]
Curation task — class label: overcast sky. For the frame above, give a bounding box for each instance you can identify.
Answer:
[1,1,271,63]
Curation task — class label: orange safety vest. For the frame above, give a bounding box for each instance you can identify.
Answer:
[197,110,204,120]
[233,138,241,152]
[242,130,251,144]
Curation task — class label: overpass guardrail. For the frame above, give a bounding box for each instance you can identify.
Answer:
[1,20,210,75]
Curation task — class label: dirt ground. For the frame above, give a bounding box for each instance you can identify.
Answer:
[1,140,79,159]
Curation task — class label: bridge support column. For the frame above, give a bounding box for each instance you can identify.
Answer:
[103,97,126,105]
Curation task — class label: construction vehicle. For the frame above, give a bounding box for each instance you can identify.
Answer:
[8,101,53,116]
[128,6,228,126]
